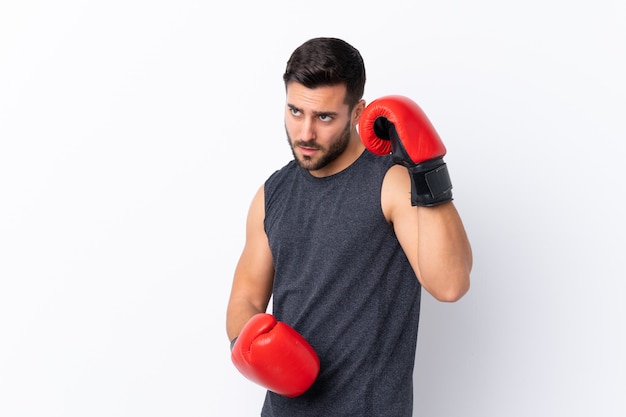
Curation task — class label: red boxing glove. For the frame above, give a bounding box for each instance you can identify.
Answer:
[231,313,320,398]
[359,95,453,206]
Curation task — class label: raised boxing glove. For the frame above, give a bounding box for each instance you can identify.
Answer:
[359,95,453,206]
[231,313,320,398]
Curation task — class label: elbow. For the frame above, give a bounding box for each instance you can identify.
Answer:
[428,273,470,303]
[433,285,469,302]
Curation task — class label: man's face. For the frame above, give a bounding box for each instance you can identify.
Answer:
[284,82,353,173]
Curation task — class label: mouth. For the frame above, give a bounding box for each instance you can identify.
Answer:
[297,144,320,157]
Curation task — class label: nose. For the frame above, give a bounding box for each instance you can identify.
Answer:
[299,117,316,142]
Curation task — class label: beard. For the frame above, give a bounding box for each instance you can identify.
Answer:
[286,121,352,171]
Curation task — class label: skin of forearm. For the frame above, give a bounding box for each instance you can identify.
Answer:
[416,202,472,301]
[226,297,268,342]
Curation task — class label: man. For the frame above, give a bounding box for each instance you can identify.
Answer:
[226,37,472,416]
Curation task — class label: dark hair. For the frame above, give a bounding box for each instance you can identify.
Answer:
[283,37,366,109]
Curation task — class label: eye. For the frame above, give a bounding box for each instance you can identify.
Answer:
[319,114,333,122]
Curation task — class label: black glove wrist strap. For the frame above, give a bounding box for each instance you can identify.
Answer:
[408,157,453,206]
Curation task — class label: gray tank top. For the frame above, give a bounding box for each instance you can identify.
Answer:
[262,150,421,416]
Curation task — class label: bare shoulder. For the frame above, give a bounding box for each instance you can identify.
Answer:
[380,164,413,224]
[247,184,266,226]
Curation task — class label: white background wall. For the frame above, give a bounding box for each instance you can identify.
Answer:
[1,1,624,416]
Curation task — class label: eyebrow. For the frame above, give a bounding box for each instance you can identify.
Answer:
[287,103,339,118]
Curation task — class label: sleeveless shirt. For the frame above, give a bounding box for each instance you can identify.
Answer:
[262,150,421,416]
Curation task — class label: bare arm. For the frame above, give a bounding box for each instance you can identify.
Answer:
[226,185,275,342]
[382,165,472,302]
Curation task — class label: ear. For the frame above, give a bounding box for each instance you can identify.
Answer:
[352,99,366,128]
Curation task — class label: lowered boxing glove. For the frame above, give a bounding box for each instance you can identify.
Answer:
[231,313,319,398]
[359,95,453,206]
